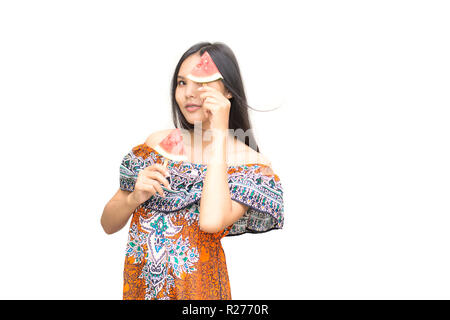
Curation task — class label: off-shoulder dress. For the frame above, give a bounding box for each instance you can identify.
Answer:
[119,143,284,300]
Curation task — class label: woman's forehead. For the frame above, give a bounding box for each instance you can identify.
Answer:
[178,53,202,76]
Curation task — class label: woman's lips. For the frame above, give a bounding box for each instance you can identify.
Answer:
[185,104,201,112]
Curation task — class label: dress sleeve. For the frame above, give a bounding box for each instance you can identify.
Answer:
[119,148,143,192]
[227,165,284,236]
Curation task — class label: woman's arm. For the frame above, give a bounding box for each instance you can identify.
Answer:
[101,189,141,234]
[199,130,248,233]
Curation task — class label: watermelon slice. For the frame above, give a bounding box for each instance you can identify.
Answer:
[186,51,223,83]
[153,128,188,162]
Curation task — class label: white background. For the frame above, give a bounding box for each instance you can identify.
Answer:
[1,0,449,299]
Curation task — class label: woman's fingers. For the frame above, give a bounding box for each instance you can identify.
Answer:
[142,164,170,185]
[148,179,165,197]
[135,181,156,197]
[144,163,170,177]
[141,174,167,197]
[143,170,170,189]
[141,183,156,195]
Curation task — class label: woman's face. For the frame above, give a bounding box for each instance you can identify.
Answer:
[175,52,232,127]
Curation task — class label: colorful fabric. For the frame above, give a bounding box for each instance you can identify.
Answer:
[119,143,284,300]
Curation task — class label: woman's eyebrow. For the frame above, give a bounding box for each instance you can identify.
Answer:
[177,75,186,79]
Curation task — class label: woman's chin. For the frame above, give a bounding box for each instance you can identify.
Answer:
[185,116,207,126]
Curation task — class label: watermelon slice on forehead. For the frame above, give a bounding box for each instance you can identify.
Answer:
[154,128,188,162]
[186,51,223,83]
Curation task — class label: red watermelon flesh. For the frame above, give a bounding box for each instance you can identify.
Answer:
[186,51,223,83]
[154,128,188,161]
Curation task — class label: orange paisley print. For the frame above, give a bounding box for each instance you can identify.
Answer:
[119,142,284,300]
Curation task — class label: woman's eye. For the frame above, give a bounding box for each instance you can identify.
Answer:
[177,80,185,86]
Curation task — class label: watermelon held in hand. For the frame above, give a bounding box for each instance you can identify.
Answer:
[154,128,188,162]
[186,51,223,83]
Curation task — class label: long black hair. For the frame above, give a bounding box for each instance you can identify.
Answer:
[170,41,260,153]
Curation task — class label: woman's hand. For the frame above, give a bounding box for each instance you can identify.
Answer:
[198,85,231,131]
[129,164,170,205]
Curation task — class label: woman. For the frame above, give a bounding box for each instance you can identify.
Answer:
[101,42,284,300]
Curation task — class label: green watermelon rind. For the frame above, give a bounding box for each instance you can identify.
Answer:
[186,73,223,83]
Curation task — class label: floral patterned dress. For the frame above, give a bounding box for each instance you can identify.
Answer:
[119,143,284,300]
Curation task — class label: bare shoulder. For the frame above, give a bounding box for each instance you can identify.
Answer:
[144,129,174,148]
[231,138,272,167]
[245,146,276,175]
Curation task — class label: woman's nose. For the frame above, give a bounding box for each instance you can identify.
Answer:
[185,81,201,97]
